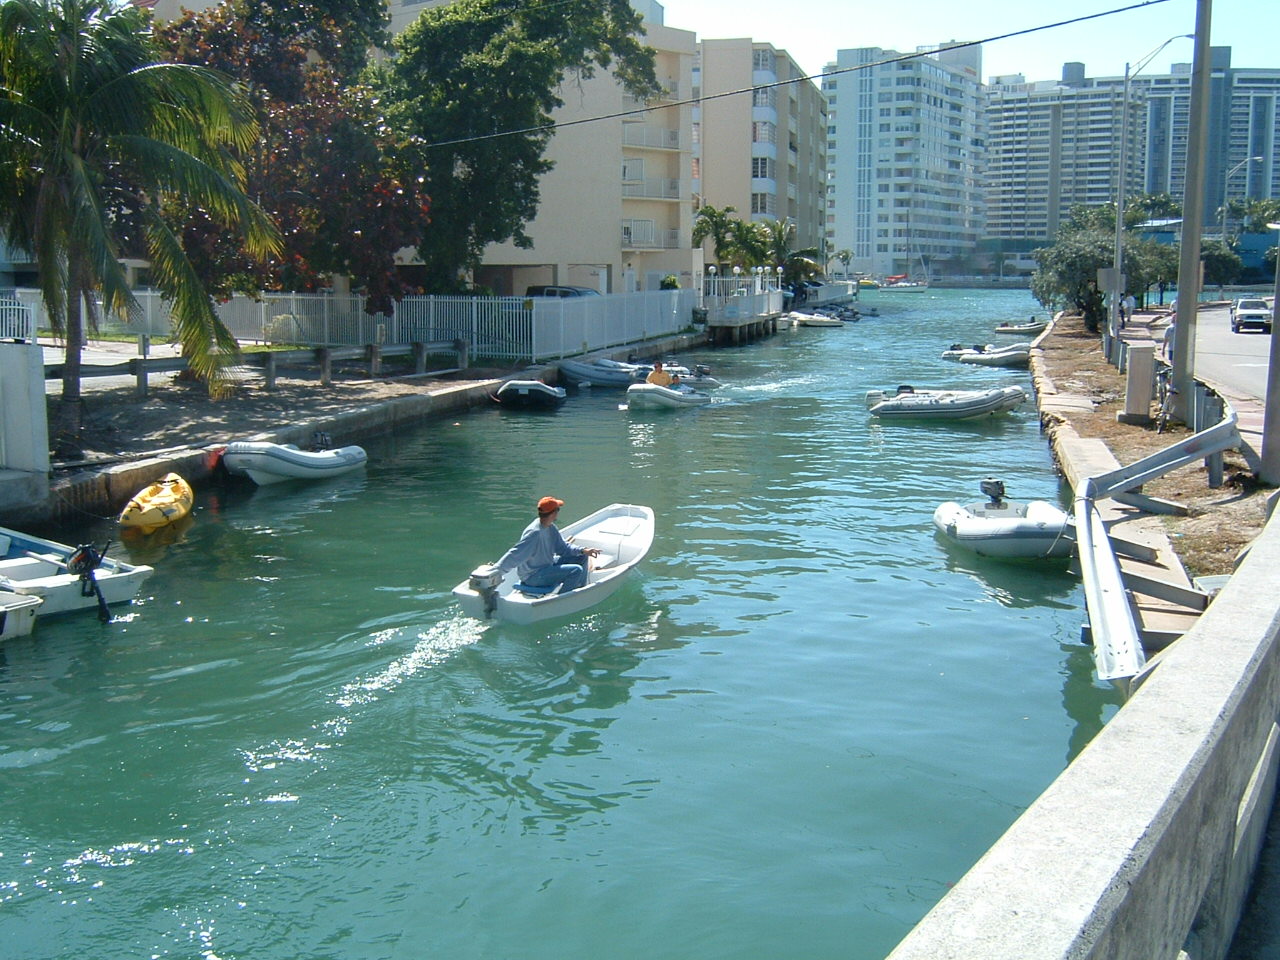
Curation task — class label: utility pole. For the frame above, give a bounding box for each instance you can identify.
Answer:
[1171,0,1212,419]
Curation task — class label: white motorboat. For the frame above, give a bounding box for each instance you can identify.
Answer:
[789,311,845,328]
[624,382,713,410]
[0,526,153,618]
[557,357,644,387]
[995,319,1048,335]
[453,503,655,624]
[222,440,368,485]
[0,590,42,640]
[865,384,1027,420]
[933,479,1073,558]
[493,379,567,409]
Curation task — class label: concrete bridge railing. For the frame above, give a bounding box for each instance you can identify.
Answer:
[887,495,1280,960]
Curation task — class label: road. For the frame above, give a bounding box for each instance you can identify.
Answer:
[1191,302,1271,400]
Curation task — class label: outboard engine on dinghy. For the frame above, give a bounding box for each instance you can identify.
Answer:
[468,563,502,618]
[979,478,1006,506]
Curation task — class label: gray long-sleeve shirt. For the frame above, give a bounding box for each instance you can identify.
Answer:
[495,519,575,582]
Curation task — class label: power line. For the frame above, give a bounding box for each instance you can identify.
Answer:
[417,0,1175,149]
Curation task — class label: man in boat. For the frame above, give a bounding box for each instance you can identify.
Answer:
[494,496,600,592]
[646,361,678,387]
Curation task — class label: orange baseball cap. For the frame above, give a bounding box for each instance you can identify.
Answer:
[537,496,564,514]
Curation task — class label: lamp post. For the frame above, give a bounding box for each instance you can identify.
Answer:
[1260,222,1280,484]
[1108,35,1193,346]
[1219,156,1262,243]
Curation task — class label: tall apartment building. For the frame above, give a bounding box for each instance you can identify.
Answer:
[984,47,1279,259]
[984,63,1145,257]
[693,39,828,263]
[822,44,985,280]
[1124,47,1278,229]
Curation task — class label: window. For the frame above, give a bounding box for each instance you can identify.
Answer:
[751,157,775,179]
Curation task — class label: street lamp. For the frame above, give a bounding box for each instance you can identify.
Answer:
[1260,222,1280,484]
[1108,34,1193,345]
[1219,156,1263,243]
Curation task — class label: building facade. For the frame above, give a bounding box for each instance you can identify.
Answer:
[984,63,1145,263]
[693,39,828,265]
[822,44,985,280]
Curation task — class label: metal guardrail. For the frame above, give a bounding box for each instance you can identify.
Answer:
[1077,403,1242,681]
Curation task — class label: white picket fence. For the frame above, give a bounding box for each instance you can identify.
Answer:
[12,288,704,363]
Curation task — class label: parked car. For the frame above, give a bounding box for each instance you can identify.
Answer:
[524,285,603,298]
[1230,297,1273,334]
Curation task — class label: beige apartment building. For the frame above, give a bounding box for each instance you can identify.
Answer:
[694,39,828,268]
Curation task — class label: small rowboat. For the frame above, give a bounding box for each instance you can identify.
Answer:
[493,379,567,409]
[933,479,1073,558]
[0,526,153,618]
[995,319,1048,335]
[0,590,42,640]
[865,384,1027,420]
[453,503,655,624]
[624,382,712,410]
[119,472,194,533]
[222,440,368,485]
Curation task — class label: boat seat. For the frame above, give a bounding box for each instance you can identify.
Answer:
[514,582,558,597]
[592,553,617,570]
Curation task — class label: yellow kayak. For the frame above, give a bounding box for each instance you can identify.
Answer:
[119,472,194,533]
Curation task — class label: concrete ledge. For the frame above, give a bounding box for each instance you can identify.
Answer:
[12,379,500,525]
[887,513,1280,960]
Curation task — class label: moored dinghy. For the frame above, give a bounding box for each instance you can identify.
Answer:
[493,379,567,409]
[995,318,1048,335]
[222,438,368,485]
[453,503,655,624]
[865,384,1027,420]
[0,527,153,618]
[0,590,42,640]
[933,479,1073,558]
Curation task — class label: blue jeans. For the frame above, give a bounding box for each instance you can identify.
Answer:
[522,553,588,592]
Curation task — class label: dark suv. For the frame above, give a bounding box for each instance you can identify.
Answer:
[525,285,603,298]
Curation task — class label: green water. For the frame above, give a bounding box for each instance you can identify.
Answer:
[0,289,1123,959]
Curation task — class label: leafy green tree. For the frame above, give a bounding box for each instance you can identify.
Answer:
[833,248,853,276]
[0,0,277,449]
[157,5,431,312]
[1237,198,1280,235]
[1200,238,1243,287]
[1126,192,1181,229]
[692,204,739,268]
[1031,226,1112,332]
[375,0,659,292]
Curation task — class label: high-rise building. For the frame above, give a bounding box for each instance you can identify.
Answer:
[693,39,828,264]
[822,44,985,280]
[983,47,1279,260]
[984,63,1145,257]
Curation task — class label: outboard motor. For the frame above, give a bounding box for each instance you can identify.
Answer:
[468,563,503,619]
[311,431,333,451]
[979,478,1006,506]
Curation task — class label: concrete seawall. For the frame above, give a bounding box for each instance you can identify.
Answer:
[888,327,1280,959]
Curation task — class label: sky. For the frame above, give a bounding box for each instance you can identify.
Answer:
[656,0,1276,84]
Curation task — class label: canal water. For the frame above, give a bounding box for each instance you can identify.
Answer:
[0,289,1124,960]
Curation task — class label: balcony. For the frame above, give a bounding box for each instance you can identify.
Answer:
[621,227,682,250]
[621,126,682,150]
[622,178,682,200]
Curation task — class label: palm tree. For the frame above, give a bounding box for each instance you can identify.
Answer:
[763,219,821,287]
[0,0,278,451]
[691,204,738,268]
